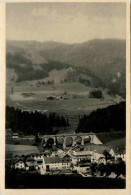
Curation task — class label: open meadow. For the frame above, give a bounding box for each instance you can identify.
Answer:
[6,82,119,133]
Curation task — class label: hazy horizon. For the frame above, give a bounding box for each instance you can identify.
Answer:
[6,3,126,44]
[6,38,126,45]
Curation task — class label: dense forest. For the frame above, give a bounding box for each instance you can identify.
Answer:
[6,106,69,135]
[76,101,125,133]
[89,90,103,99]
[108,74,126,98]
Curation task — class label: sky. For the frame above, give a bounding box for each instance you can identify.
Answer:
[6,2,126,43]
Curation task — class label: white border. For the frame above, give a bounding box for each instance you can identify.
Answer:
[0,1,130,194]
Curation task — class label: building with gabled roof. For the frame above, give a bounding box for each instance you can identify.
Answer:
[12,132,19,138]
[43,157,71,172]
[14,159,25,170]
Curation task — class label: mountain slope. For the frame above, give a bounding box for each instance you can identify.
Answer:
[6,39,126,97]
[39,39,125,67]
[7,39,125,75]
[39,39,126,85]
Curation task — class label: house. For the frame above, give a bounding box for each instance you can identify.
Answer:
[14,159,25,170]
[42,157,71,172]
[34,154,43,161]
[71,150,92,165]
[76,163,91,174]
[121,153,126,162]
[44,150,52,157]
[109,149,115,157]
[56,96,62,100]
[50,152,57,157]
[57,149,66,158]
[97,156,106,165]
[108,172,117,178]
[73,158,91,174]
[84,144,113,161]
[111,147,126,162]
[71,150,92,158]
[114,153,126,162]
[34,154,44,168]
[72,150,93,157]
[91,152,106,164]
[71,149,107,165]
[12,132,19,138]
[26,160,38,171]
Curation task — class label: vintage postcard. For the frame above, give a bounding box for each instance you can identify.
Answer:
[0,0,130,194]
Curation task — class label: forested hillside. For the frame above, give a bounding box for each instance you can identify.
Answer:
[6,106,69,135]
[6,39,126,97]
[76,101,125,133]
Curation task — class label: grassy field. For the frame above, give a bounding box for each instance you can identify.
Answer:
[7,82,115,101]
[6,137,35,145]
[96,132,125,144]
[6,81,123,134]
[106,138,126,150]
[96,132,126,151]
[6,82,117,133]
[6,144,40,159]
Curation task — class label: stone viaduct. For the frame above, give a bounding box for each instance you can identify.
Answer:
[41,133,102,149]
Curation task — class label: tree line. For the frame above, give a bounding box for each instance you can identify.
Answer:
[6,106,69,135]
[76,101,125,133]
[88,90,103,99]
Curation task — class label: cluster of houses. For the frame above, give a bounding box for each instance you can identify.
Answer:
[46,95,70,100]
[10,144,126,177]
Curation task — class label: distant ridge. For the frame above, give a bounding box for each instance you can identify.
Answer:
[6,38,126,97]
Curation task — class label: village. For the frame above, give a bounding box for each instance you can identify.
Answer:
[9,136,126,179]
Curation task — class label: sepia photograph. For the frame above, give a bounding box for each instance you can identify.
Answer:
[1,1,130,191]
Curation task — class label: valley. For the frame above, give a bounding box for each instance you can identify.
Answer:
[6,82,122,133]
[6,38,126,133]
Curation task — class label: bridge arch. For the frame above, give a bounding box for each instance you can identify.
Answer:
[75,136,82,145]
[46,137,55,147]
[84,135,91,144]
[56,137,64,147]
[41,138,45,146]
[65,137,73,147]
[41,138,48,147]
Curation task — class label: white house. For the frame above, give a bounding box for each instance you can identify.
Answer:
[34,155,43,169]
[91,151,106,164]
[109,149,115,157]
[115,153,126,162]
[71,150,92,165]
[12,133,19,138]
[42,157,71,172]
[15,160,25,170]
[72,150,93,158]
[71,149,106,165]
